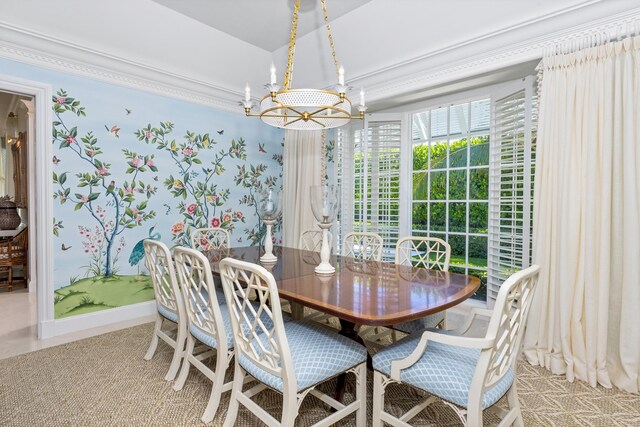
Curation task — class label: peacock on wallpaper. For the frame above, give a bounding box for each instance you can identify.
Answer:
[0,56,285,319]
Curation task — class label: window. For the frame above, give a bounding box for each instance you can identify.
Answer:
[411,99,491,300]
[336,119,401,261]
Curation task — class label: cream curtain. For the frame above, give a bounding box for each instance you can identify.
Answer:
[524,36,640,393]
[282,130,323,248]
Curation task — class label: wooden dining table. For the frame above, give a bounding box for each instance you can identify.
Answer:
[206,245,480,401]
[206,245,480,328]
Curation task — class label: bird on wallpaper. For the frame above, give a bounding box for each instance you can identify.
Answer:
[153,176,158,181]
[217,130,224,135]
[104,125,121,138]
[52,155,61,165]
[258,143,266,153]
[61,244,72,251]
[125,108,132,115]
[129,225,160,280]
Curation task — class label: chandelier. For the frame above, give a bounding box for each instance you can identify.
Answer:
[241,0,366,130]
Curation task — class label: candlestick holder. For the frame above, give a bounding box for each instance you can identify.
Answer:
[257,189,281,263]
[310,185,339,275]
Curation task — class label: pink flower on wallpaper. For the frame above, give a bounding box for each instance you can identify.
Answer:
[55,97,66,104]
[171,222,184,234]
[136,215,143,224]
[80,195,89,203]
[124,186,133,195]
[236,211,244,219]
[186,204,197,214]
[173,179,184,190]
[131,156,141,168]
[85,149,95,157]
[210,217,221,228]
[222,213,232,223]
[66,135,76,144]
[145,131,152,140]
[207,194,218,203]
[132,208,139,215]
[198,236,211,250]
[146,159,155,167]
[96,166,108,176]
[181,147,193,156]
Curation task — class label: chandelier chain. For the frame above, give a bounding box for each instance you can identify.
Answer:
[321,0,341,77]
[283,0,300,90]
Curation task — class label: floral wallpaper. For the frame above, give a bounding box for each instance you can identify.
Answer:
[0,58,284,319]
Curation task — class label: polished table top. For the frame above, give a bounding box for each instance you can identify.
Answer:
[206,246,480,326]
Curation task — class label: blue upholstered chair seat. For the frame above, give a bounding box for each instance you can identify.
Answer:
[373,332,514,409]
[157,304,178,323]
[239,321,368,393]
[394,312,445,334]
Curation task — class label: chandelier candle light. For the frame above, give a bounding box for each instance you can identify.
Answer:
[241,0,367,130]
[257,189,281,263]
[310,185,339,275]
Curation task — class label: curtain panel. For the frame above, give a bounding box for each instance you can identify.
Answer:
[524,36,640,393]
[282,130,323,248]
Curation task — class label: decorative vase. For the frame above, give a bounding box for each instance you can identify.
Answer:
[0,196,21,230]
[310,185,339,275]
[257,189,281,263]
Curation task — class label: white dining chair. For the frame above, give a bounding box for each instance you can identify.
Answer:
[219,257,368,427]
[191,227,231,252]
[372,264,540,427]
[343,231,383,261]
[142,240,187,382]
[172,246,235,424]
[393,236,452,333]
[299,229,332,252]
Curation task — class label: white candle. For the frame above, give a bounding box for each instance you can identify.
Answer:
[338,65,345,86]
[360,88,365,107]
[245,84,251,102]
[270,63,277,85]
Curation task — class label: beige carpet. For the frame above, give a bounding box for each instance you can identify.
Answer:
[0,323,639,427]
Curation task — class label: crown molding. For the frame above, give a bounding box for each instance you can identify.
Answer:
[351,6,640,104]
[0,23,242,113]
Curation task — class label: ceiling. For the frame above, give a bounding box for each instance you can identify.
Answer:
[152,0,372,52]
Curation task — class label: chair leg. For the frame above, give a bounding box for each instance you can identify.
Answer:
[144,314,162,361]
[222,362,245,427]
[280,387,299,426]
[201,348,230,423]
[506,383,524,427]
[164,322,187,381]
[8,267,13,292]
[355,363,367,427]
[372,371,386,427]
[173,334,195,391]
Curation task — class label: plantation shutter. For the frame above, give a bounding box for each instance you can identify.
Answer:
[487,76,536,307]
[336,115,404,261]
[365,117,402,261]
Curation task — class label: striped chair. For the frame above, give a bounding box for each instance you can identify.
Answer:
[219,258,368,427]
[372,265,540,427]
[142,240,187,382]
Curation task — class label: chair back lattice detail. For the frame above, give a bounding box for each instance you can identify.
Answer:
[395,236,451,271]
[343,232,383,261]
[219,258,294,388]
[143,240,183,318]
[476,265,540,391]
[191,228,231,252]
[299,230,332,252]
[173,247,227,350]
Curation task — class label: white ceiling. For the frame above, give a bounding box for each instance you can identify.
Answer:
[152,0,372,52]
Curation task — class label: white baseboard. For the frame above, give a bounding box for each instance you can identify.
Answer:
[39,300,156,339]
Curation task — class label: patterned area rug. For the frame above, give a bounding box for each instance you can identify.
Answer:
[0,323,638,426]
